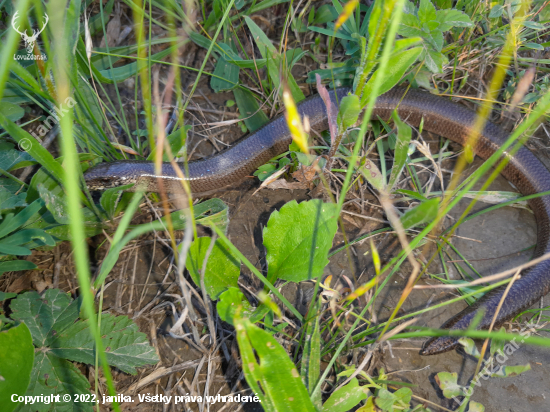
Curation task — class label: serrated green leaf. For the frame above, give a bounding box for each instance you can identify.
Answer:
[435,372,464,399]
[49,313,159,375]
[322,378,369,412]
[361,47,422,105]
[418,0,436,24]
[436,8,473,31]
[235,316,316,411]
[0,323,34,412]
[398,13,424,38]
[400,198,439,230]
[186,237,241,299]
[19,352,92,412]
[263,200,338,282]
[10,289,80,347]
[423,48,447,73]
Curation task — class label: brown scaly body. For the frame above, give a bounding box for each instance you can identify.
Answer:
[85,87,550,355]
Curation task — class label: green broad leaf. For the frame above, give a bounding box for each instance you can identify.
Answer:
[235,316,316,411]
[0,323,34,412]
[97,44,179,82]
[244,16,304,101]
[0,291,17,301]
[37,184,100,227]
[0,244,31,255]
[523,42,544,50]
[186,237,241,300]
[307,26,356,41]
[254,163,277,181]
[0,142,35,171]
[337,94,361,130]
[435,9,473,31]
[458,337,481,358]
[216,287,269,326]
[399,198,439,230]
[423,48,448,73]
[387,111,412,191]
[361,47,422,106]
[435,372,465,399]
[20,352,93,412]
[358,159,386,191]
[322,378,369,412]
[0,185,27,214]
[0,229,56,247]
[489,4,504,18]
[418,0,436,24]
[233,87,269,133]
[0,260,37,277]
[263,200,338,282]
[468,401,485,412]
[375,387,412,411]
[100,184,135,219]
[48,313,159,375]
[312,4,337,24]
[211,55,240,92]
[146,125,192,161]
[522,21,545,30]
[0,114,65,187]
[301,304,321,407]
[244,16,278,57]
[93,198,230,289]
[0,102,25,122]
[0,199,44,239]
[491,363,531,378]
[397,13,423,38]
[393,37,423,53]
[425,28,444,52]
[10,289,80,347]
[490,327,506,356]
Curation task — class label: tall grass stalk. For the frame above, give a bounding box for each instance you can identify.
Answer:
[47,0,119,408]
[310,0,406,398]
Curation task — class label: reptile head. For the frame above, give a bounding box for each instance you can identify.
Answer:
[84,161,137,191]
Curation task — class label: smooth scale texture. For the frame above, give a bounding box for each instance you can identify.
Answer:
[84,87,550,355]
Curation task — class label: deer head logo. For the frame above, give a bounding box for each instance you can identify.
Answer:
[11,11,49,54]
